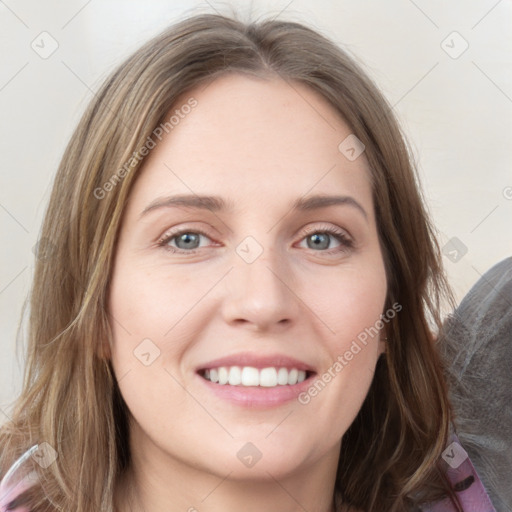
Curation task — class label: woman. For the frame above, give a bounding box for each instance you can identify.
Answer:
[0,13,496,512]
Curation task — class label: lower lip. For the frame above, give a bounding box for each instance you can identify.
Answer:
[196,373,316,408]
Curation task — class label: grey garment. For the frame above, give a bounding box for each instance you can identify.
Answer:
[440,257,512,512]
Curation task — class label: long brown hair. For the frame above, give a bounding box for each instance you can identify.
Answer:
[0,13,456,512]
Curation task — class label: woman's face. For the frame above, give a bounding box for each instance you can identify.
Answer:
[108,74,387,483]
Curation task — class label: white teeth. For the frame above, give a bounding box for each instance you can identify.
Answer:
[202,366,310,387]
[259,367,277,387]
[228,366,242,386]
[241,367,259,386]
[218,367,229,385]
[288,368,298,385]
[209,368,219,383]
[277,367,289,385]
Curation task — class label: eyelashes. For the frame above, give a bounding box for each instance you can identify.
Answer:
[157,229,214,254]
[156,223,354,256]
[299,224,354,253]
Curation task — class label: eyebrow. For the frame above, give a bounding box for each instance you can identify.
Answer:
[139,193,368,220]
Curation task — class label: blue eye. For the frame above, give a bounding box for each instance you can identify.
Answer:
[158,230,212,253]
[170,232,201,250]
[157,225,353,255]
[308,232,336,250]
[299,227,354,253]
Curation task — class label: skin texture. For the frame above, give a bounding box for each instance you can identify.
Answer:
[108,74,387,512]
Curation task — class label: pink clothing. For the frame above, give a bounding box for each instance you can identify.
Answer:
[422,433,496,512]
[0,445,37,512]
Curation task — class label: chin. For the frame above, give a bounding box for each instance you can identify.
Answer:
[190,433,327,481]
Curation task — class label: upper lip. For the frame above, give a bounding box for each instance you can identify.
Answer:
[196,352,316,373]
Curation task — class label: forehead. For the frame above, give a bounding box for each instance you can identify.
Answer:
[128,73,373,216]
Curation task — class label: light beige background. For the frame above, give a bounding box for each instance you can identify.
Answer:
[1,0,511,414]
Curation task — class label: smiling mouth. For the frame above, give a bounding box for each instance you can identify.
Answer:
[198,366,316,387]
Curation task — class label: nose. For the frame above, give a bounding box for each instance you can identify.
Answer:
[221,245,300,332]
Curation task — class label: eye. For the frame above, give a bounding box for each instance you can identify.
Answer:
[157,228,215,254]
[297,224,354,254]
[157,224,354,255]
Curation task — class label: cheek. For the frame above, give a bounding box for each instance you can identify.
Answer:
[317,260,387,344]
[299,260,387,424]
[108,263,200,350]
[107,266,194,431]
[107,261,218,413]
[108,266,165,387]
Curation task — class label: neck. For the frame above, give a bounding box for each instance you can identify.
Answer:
[114,428,339,512]
[117,472,337,512]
